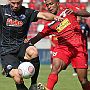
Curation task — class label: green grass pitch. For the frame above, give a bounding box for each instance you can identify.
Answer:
[0,65,90,90]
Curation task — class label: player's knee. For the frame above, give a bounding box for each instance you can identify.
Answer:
[52,64,61,74]
[51,59,66,74]
[25,46,38,60]
[9,69,17,76]
[9,69,22,84]
[30,49,38,57]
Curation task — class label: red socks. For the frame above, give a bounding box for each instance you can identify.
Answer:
[46,74,58,90]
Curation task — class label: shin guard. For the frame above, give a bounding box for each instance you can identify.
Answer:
[30,56,40,85]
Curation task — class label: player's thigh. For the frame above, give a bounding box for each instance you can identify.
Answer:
[52,46,71,69]
[71,52,88,69]
[72,52,88,82]
[1,54,20,77]
[18,43,29,59]
[52,58,66,73]
[24,46,38,60]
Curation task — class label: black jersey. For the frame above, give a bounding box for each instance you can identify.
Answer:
[0,5,39,54]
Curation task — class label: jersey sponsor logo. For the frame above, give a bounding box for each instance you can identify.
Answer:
[19,14,26,19]
[6,18,23,27]
[56,18,71,32]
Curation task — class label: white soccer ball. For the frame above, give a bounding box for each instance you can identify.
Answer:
[18,62,35,79]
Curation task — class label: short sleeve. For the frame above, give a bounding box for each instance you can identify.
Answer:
[41,22,52,36]
[28,8,39,22]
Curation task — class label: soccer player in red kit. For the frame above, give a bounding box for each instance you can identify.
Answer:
[27,0,90,90]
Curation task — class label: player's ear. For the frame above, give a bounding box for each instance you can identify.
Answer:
[56,2,60,7]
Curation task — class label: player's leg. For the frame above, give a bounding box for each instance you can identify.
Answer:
[72,51,90,90]
[29,56,40,90]
[10,69,28,90]
[22,45,40,90]
[37,58,66,90]
[1,54,28,90]
[40,47,71,90]
[76,68,90,90]
[44,57,66,90]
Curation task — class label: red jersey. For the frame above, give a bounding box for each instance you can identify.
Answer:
[50,35,58,47]
[41,9,83,47]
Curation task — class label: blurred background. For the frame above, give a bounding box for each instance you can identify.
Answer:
[0,0,90,65]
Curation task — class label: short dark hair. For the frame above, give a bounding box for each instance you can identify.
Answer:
[44,0,59,2]
[56,0,59,2]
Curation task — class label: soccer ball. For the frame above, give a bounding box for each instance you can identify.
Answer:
[18,62,35,79]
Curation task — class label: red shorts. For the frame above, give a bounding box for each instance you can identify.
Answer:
[52,45,88,69]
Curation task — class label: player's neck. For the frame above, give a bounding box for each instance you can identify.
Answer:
[56,8,60,15]
[54,8,60,15]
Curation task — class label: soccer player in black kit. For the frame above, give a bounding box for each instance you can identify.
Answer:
[0,0,62,90]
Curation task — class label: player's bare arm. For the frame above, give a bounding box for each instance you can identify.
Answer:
[73,10,90,17]
[64,9,90,17]
[37,12,63,21]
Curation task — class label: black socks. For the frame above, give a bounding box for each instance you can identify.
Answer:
[15,83,28,90]
[30,56,40,85]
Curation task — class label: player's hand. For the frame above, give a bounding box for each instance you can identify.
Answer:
[24,38,29,43]
[54,16,63,22]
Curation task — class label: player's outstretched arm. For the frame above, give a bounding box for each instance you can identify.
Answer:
[73,10,90,17]
[37,12,63,21]
[28,32,45,45]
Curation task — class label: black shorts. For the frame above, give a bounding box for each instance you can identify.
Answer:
[1,43,29,77]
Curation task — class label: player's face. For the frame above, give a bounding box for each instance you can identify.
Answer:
[9,0,23,12]
[45,0,59,14]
